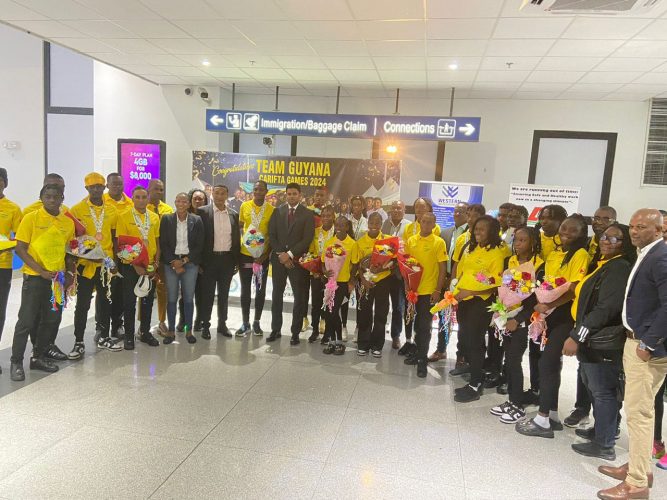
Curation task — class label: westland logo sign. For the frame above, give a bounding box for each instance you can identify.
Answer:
[441,185,459,198]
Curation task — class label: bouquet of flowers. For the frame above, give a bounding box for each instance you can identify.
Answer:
[488,262,538,338]
[66,235,107,260]
[299,252,322,275]
[456,269,498,294]
[528,275,570,350]
[116,235,148,268]
[398,254,423,324]
[370,236,399,270]
[64,211,87,237]
[323,243,347,312]
[430,291,458,316]
[243,227,266,290]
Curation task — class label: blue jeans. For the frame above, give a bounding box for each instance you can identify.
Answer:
[164,263,198,332]
[581,360,622,448]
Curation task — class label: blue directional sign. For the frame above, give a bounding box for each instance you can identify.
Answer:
[206,109,480,142]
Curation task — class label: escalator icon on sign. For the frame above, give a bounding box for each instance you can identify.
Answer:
[243,113,260,131]
[226,112,242,130]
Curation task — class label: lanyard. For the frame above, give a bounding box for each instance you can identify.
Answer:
[132,209,151,242]
[388,220,403,237]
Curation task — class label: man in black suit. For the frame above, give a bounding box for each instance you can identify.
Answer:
[197,185,240,340]
[267,183,315,345]
[598,209,667,500]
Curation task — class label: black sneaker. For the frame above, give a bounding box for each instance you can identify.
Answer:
[97,337,123,352]
[201,328,211,340]
[218,325,233,338]
[253,321,264,336]
[320,336,329,345]
[449,363,470,376]
[67,342,86,360]
[496,382,509,395]
[139,332,160,347]
[417,358,427,378]
[490,401,513,416]
[193,319,202,332]
[403,355,418,365]
[454,384,481,403]
[564,408,590,428]
[333,344,345,355]
[10,362,25,381]
[571,442,616,461]
[44,344,68,361]
[235,324,251,338]
[575,427,595,440]
[124,334,135,350]
[323,343,335,355]
[500,403,526,424]
[29,357,59,373]
[522,389,540,406]
[398,342,417,357]
[483,372,501,389]
[308,331,319,343]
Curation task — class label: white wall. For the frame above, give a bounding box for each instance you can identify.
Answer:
[0,25,44,208]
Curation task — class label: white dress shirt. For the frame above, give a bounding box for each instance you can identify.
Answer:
[175,215,189,255]
[213,204,232,252]
[622,237,663,333]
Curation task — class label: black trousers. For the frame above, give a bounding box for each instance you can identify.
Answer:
[323,282,347,342]
[0,268,12,339]
[457,296,494,387]
[271,259,308,337]
[74,267,110,342]
[301,276,311,322]
[388,275,405,339]
[310,276,325,331]
[505,325,529,404]
[414,295,433,360]
[529,341,541,392]
[200,253,236,329]
[537,303,574,414]
[238,254,269,324]
[575,363,593,413]
[178,271,204,326]
[486,326,504,375]
[357,278,390,351]
[120,264,156,337]
[11,274,63,362]
[95,271,123,332]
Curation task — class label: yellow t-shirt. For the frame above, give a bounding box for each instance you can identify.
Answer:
[70,198,118,278]
[308,225,335,256]
[455,244,506,301]
[571,256,618,320]
[23,200,69,217]
[321,235,356,283]
[588,236,599,260]
[405,233,448,295]
[147,200,173,218]
[507,254,544,272]
[352,232,391,282]
[15,208,75,276]
[540,232,561,262]
[545,247,590,283]
[452,231,471,263]
[115,208,161,262]
[103,192,132,215]
[239,200,275,257]
[402,221,441,242]
[0,196,23,269]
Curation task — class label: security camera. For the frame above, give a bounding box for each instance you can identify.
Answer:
[262,137,273,147]
[198,87,209,100]
[184,87,193,96]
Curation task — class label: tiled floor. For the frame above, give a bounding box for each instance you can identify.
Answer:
[0,277,666,499]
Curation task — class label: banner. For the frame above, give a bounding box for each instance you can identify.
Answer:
[192,152,401,213]
[418,181,484,229]
[509,183,581,224]
[117,139,165,197]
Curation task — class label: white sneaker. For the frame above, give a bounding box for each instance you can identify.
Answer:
[342,326,348,341]
[371,349,382,358]
[489,401,512,416]
[499,403,526,424]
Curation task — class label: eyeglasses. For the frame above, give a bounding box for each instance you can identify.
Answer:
[593,216,615,223]
[600,234,623,244]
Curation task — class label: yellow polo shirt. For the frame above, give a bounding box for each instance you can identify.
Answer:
[70,198,118,278]
[23,200,69,217]
[15,208,75,276]
[540,232,561,262]
[452,230,471,263]
[147,200,173,218]
[115,209,160,262]
[403,221,441,242]
[588,236,599,260]
[309,225,335,256]
[0,196,22,269]
[103,192,132,215]
[239,200,274,257]
[405,233,448,295]
[455,244,506,301]
[507,254,544,273]
[545,248,590,283]
[352,232,391,282]
[321,235,356,283]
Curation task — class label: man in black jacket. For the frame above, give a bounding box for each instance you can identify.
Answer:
[598,209,667,500]
[267,183,315,345]
[197,185,240,340]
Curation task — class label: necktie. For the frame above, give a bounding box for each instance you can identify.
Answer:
[288,207,295,226]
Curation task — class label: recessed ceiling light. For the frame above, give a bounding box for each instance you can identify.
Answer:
[448,63,458,70]
[202,60,211,67]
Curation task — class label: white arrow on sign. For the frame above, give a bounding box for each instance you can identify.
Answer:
[210,115,224,126]
[458,123,475,136]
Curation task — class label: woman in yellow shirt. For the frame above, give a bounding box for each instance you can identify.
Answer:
[516,214,590,438]
[321,215,357,355]
[307,205,335,344]
[0,167,22,345]
[453,215,507,402]
[537,204,567,261]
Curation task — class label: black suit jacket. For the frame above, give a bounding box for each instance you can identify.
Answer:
[268,203,315,262]
[159,212,204,265]
[625,240,667,357]
[197,204,241,266]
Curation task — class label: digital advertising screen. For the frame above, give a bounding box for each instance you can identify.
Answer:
[117,139,166,197]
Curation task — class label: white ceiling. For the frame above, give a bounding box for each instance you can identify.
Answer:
[2,0,667,100]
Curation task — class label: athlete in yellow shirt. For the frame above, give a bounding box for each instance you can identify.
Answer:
[537,204,567,262]
[69,173,122,359]
[306,205,335,343]
[0,167,22,345]
[10,183,76,381]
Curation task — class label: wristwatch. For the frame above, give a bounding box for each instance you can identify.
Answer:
[639,340,652,352]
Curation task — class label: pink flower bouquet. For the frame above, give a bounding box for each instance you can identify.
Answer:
[528,276,570,349]
[323,243,347,312]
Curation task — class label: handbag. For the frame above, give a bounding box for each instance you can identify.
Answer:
[587,324,627,352]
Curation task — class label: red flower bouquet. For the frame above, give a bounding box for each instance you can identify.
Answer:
[116,235,148,268]
[370,236,399,269]
[299,252,322,275]
[398,253,423,324]
[529,275,571,350]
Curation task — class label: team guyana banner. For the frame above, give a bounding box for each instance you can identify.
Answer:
[192,151,401,211]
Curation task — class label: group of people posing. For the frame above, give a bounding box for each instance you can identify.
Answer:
[1,167,667,500]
